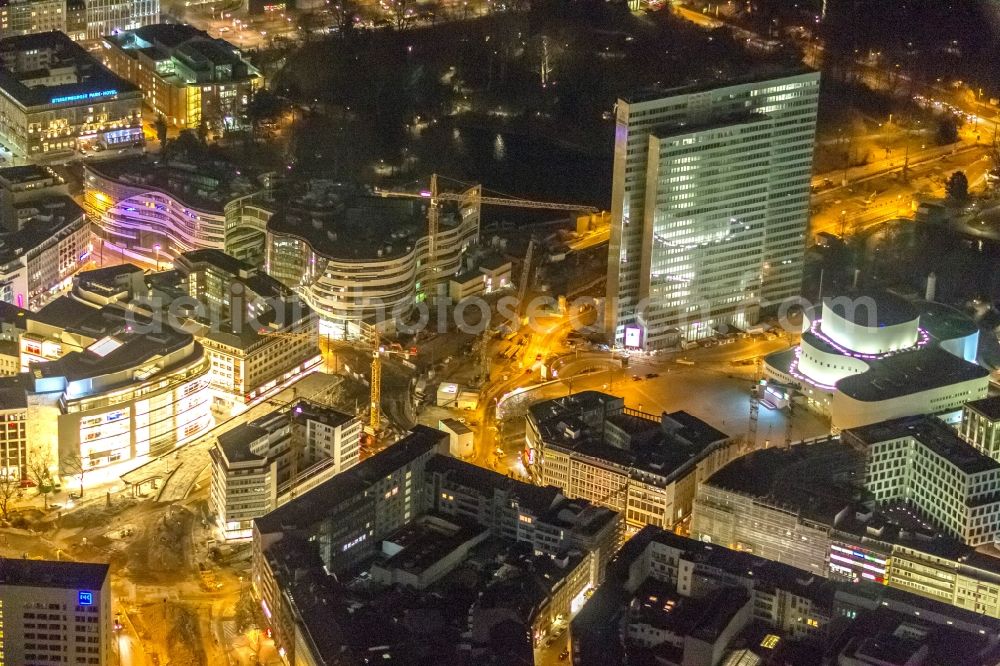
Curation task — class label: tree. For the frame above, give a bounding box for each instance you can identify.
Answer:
[61,453,86,499]
[155,114,168,152]
[0,471,18,520]
[936,114,960,145]
[389,0,413,31]
[244,89,286,145]
[331,0,357,36]
[27,450,53,509]
[946,171,969,202]
[197,119,209,145]
[234,584,262,633]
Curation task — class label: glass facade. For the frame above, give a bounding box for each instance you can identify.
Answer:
[607,72,820,349]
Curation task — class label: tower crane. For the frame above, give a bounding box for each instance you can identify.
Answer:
[262,328,410,435]
[374,174,599,267]
[268,176,599,439]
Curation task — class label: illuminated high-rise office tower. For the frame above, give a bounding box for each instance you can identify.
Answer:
[606,68,820,349]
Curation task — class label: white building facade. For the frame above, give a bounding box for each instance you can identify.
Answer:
[606,70,820,349]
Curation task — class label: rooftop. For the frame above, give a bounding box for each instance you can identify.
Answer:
[255,425,447,535]
[0,165,62,187]
[917,300,979,341]
[531,392,729,486]
[845,415,1000,476]
[266,180,468,262]
[0,31,139,108]
[835,347,988,402]
[823,291,919,327]
[425,453,562,515]
[0,196,85,264]
[703,438,863,524]
[965,395,1000,421]
[85,156,257,214]
[34,324,196,386]
[619,64,815,105]
[0,557,108,590]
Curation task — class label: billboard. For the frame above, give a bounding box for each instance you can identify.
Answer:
[624,325,643,349]
[829,542,888,584]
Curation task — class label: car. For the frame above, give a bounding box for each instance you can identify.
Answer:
[69,492,81,500]
[535,354,542,362]
[645,372,659,379]
[545,636,557,647]
[631,375,641,381]
[559,651,569,661]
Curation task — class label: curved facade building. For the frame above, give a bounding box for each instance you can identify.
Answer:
[84,157,259,267]
[29,326,212,471]
[266,182,480,338]
[765,292,987,431]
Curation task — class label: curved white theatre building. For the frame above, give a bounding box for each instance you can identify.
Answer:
[265,181,480,338]
[765,292,988,431]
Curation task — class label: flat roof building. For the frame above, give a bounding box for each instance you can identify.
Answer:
[265,179,480,339]
[526,390,733,529]
[692,425,1000,622]
[211,400,361,541]
[845,415,1000,547]
[84,155,260,267]
[0,31,143,162]
[606,68,820,350]
[252,425,621,663]
[100,24,262,131]
[0,165,89,311]
[0,557,112,666]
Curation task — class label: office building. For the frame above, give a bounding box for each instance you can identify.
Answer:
[84,0,158,40]
[0,31,143,163]
[0,373,27,478]
[959,395,1000,463]
[67,256,319,405]
[210,400,361,540]
[691,432,1000,621]
[0,166,89,310]
[0,0,66,38]
[572,526,1000,666]
[844,415,1000,547]
[764,292,988,431]
[0,558,111,666]
[526,390,733,529]
[84,155,260,267]
[100,24,262,130]
[605,68,820,349]
[252,425,621,663]
[265,180,480,339]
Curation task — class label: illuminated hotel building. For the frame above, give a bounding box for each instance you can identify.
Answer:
[84,156,259,267]
[100,23,262,130]
[606,68,819,349]
[265,181,480,339]
[0,558,111,666]
[764,292,988,431]
[0,31,143,163]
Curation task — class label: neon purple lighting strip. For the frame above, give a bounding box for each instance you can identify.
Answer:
[807,319,929,360]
